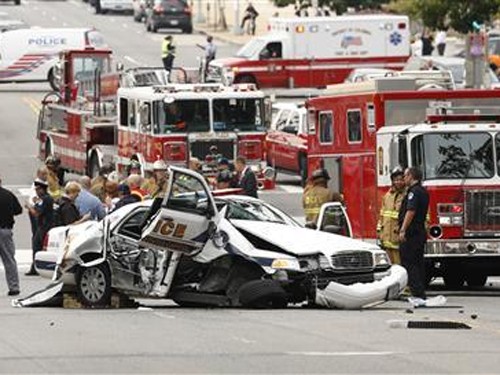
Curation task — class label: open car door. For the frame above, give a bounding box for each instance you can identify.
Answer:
[141,166,220,256]
[316,202,353,238]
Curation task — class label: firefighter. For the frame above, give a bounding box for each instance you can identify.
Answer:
[44,156,62,200]
[161,35,175,79]
[398,167,429,300]
[302,168,343,225]
[143,160,169,198]
[377,167,406,265]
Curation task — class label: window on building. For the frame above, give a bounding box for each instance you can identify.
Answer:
[347,110,362,143]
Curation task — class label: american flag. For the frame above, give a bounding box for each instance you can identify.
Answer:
[341,35,363,48]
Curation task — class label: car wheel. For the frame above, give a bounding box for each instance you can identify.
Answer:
[76,263,112,307]
[442,271,465,290]
[151,23,158,33]
[133,12,142,22]
[238,280,288,309]
[183,25,193,34]
[465,274,488,288]
[95,0,102,14]
[14,0,21,5]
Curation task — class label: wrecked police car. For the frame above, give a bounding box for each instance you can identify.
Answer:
[18,167,407,309]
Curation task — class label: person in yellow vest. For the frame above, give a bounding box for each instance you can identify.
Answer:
[44,156,62,200]
[377,167,406,265]
[302,168,343,225]
[161,35,175,80]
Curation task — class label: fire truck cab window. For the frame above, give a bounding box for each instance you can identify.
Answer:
[213,99,264,132]
[347,110,362,143]
[119,98,128,127]
[153,100,209,134]
[319,111,333,144]
[412,132,494,180]
[259,42,282,59]
[73,56,109,81]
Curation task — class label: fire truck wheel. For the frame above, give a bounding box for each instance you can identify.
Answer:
[48,69,59,92]
[442,271,465,290]
[465,274,488,288]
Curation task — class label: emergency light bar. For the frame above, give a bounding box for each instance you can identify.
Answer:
[426,105,500,123]
[152,83,225,94]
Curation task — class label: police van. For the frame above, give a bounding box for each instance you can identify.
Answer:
[0,28,106,90]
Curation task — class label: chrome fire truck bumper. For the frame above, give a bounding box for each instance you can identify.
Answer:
[426,239,500,256]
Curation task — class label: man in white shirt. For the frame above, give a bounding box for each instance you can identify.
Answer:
[435,29,447,56]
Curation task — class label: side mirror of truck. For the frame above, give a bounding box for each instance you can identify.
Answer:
[116,62,124,72]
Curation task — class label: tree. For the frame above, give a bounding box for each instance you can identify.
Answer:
[388,0,500,34]
[272,0,390,14]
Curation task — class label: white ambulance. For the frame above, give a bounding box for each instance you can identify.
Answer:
[207,15,410,89]
[0,28,106,90]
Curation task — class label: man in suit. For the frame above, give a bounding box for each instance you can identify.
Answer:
[235,157,258,198]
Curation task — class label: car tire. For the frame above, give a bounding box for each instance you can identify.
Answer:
[465,274,487,288]
[76,263,112,308]
[14,0,21,5]
[183,25,193,34]
[48,68,59,92]
[151,23,158,33]
[238,280,288,309]
[133,13,142,22]
[95,0,102,14]
[442,271,465,290]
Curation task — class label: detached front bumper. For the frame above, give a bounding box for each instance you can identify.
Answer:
[314,265,408,309]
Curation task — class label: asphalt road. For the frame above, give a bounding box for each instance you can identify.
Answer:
[1,1,500,373]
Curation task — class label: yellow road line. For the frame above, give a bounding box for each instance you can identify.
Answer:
[22,96,42,116]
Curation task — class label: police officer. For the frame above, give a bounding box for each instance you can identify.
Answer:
[161,35,175,79]
[398,167,429,300]
[377,167,406,264]
[302,168,342,225]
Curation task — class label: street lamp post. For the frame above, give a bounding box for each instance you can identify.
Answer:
[195,0,205,24]
[233,0,242,35]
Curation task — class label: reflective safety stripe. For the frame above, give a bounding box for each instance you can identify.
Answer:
[381,240,399,250]
[304,208,320,214]
[381,210,399,219]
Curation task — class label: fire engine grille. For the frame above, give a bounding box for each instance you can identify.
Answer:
[331,251,374,271]
[189,140,235,161]
[465,190,500,235]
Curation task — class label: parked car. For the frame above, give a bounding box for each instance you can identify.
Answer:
[145,0,192,33]
[0,0,20,5]
[0,12,27,33]
[267,102,308,185]
[21,167,406,310]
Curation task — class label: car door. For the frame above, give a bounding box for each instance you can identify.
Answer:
[280,110,301,172]
[316,202,353,238]
[141,166,220,256]
[268,109,290,169]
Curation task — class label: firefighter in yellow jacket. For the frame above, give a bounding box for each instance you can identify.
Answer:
[303,168,343,225]
[377,167,406,264]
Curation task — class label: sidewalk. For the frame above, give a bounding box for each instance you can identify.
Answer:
[193,0,295,45]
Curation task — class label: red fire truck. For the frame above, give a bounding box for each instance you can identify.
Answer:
[37,49,274,188]
[207,15,410,89]
[305,72,500,288]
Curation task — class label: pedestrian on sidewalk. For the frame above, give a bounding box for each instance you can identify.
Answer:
[161,35,176,79]
[240,1,259,35]
[435,29,447,56]
[24,178,54,276]
[0,176,23,296]
[197,35,217,78]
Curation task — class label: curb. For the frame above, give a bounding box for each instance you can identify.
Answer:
[195,26,248,46]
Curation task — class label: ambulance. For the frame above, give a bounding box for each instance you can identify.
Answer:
[0,28,106,90]
[207,15,410,89]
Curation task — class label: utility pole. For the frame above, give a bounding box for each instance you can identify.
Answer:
[195,0,205,24]
[233,0,243,35]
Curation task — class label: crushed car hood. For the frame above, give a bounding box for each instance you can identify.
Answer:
[231,220,379,256]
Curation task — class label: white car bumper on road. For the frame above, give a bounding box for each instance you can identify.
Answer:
[315,265,408,309]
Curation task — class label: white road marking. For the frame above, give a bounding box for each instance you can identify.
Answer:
[286,351,397,357]
[153,312,175,319]
[69,0,83,7]
[232,336,256,344]
[123,55,143,66]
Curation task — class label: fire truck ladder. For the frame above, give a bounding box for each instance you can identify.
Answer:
[426,104,500,123]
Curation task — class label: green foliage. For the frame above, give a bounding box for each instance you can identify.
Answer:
[271,0,390,12]
[389,0,500,34]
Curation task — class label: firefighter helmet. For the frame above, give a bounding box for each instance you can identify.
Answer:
[153,160,168,171]
[311,168,330,181]
[390,166,404,180]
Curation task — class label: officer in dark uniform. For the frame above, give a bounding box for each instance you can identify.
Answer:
[398,167,429,299]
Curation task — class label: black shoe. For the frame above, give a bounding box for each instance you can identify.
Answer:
[25,269,39,276]
[8,290,20,296]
